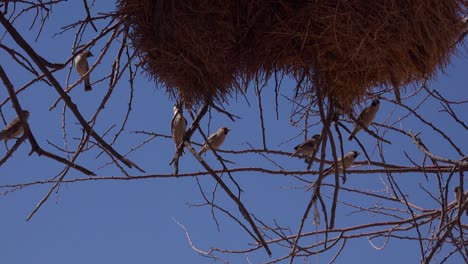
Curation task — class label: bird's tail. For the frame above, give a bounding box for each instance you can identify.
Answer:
[84,83,92,92]
[84,78,92,91]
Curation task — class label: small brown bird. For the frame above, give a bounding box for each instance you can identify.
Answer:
[323,151,360,177]
[74,50,93,91]
[291,134,321,162]
[454,186,468,215]
[171,104,187,155]
[348,99,380,141]
[0,110,30,142]
[198,127,230,155]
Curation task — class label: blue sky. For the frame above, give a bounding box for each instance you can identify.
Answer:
[0,2,467,263]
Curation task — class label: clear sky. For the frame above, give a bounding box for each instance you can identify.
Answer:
[0,2,466,264]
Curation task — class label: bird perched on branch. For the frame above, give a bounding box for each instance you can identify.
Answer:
[323,151,360,177]
[454,186,468,215]
[0,110,30,142]
[348,99,380,141]
[171,104,187,156]
[198,127,230,155]
[74,50,93,92]
[291,134,321,162]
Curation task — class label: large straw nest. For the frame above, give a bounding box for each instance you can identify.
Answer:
[118,0,467,108]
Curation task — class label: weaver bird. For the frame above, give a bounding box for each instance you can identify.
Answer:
[323,151,360,177]
[198,127,230,155]
[74,50,93,91]
[0,110,30,142]
[291,134,321,162]
[348,99,380,141]
[171,104,187,155]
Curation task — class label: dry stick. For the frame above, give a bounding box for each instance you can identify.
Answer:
[409,131,462,165]
[387,167,427,261]
[184,140,272,256]
[254,216,313,256]
[317,102,342,231]
[329,121,346,229]
[192,177,222,231]
[227,213,462,260]
[423,220,458,264]
[409,131,467,251]
[210,103,240,122]
[378,137,424,258]
[89,35,142,173]
[0,65,94,176]
[425,87,468,130]
[273,70,283,120]
[27,124,100,221]
[0,13,142,172]
[455,170,468,258]
[256,83,268,150]
[0,43,53,80]
[194,178,257,241]
[289,90,331,264]
[1,164,464,193]
[243,209,445,252]
[81,0,98,32]
[288,191,321,264]
[172,217,227,263]
[0,135,26,166]
[94,31,130,132]
[387,98,464,157]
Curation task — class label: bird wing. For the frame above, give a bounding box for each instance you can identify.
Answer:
[302,139,317,148]
[357,107,370,123]
[342,153,357,169]
[0,118,22,140]
[323,155,345,176]
[170,114,178,135]
[4,117,20,129]
[206,131,219,144]
[199,132,217,153]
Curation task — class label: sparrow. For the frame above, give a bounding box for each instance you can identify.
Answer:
[171,104,187,155]
[348,99,380,141]
[0,110,30,142]
[323,151,360,177]
[454,186,468,215]
[198,127,230,155]
[74,50,93,91]
[291,134,321,162]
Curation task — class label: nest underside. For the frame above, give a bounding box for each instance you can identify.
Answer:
[118,0,467,109]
